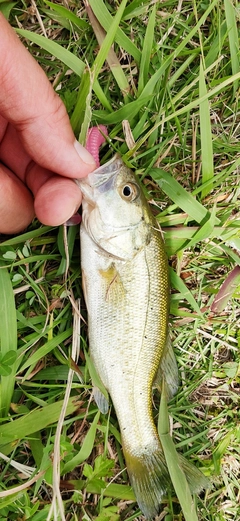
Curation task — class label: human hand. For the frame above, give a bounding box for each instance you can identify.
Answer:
[0,14,96,234]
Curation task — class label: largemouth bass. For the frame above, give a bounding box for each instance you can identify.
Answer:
[79,156,206,518]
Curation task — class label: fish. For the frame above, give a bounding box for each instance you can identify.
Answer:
[78,155,208,519]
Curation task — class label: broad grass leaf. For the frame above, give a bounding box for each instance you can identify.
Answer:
[16,29,85,77]
[71,0,128,137]
[0,397,78,452]
[0,365,12,377]
[19,328,73,373]
[138,4,156,95]
[95,96,152,125]
[170,267,203,316]
[151,168,209,224]
[0,1,16,19]
[2,350,17,366]
[158,382,199,521]
[0,266,17,417]
[224,0,240,93]
[44,0,89,29]
[199,62,214,198]
[183,205,217,249]
[89,0,141,63]
[63,411,100,473]
[86,482,135,501]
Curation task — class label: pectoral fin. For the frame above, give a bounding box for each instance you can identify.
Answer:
[84,349,109,414]
[154,336,179,401]
[93,386,109,415]
[99,263,125,303]
[81,269,88,308]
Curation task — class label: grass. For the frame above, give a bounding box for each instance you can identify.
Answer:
[0,0,240,520]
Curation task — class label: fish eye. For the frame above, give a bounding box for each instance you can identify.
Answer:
[120,182,139,202]
[123,185,131,197]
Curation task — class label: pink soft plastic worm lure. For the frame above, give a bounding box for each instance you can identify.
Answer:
[66,125,108,225]
[85,125,108,167]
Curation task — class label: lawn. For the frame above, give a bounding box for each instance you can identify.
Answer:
[0,1,239,520]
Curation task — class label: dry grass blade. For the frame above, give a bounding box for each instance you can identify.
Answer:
[211,266,240,313]
[86,2,130,99]
[89,0,141,62]
[47,300,81,521]
[0,471,45,498]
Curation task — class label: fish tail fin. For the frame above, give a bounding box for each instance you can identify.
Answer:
[124,445,171,519]
[124,445,209,519]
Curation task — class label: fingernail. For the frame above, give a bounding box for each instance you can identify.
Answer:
[74,140,96,166]
[66,213,82,226]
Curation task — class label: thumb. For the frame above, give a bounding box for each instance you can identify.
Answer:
[0,14,96,179]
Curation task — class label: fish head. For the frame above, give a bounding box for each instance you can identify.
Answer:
[78,156,153,260]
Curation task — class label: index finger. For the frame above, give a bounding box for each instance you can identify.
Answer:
[0,14,96,179]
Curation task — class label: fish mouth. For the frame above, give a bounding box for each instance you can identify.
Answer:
[76,155,122,201]
[90,155,122,188]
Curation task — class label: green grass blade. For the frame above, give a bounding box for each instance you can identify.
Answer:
[224,0,240,93]
[44,1,89,29]
[62,411,100,474]
[129,69,240,155]
[158,382,199,521]
[15,29,85,77]
[163,227,197,256]
[89,0,141,63]
[94,95,151,125]
[18,328,72,374]
[87,4,130,101]
[169,268,203,316]
[93,80,113,112]
[172,0,219,58]
[0,397,78,450]
[90,0,128,82]
[0,226,54,247]
[138,4,156,95]
[151,168,213,224]
[123,0,147,18]
[166,70,240,120]
[0,267,17,418]
[71,71,91,138]
[138,55,173,101]
[0,1,15,19]
[184,204,217,249]
[86,481,135,500]
[199,61,214,198]
[71,0,128,138]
